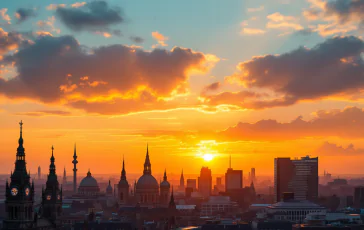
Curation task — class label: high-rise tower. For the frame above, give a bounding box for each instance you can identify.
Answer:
[41,146,62,226]
[72,144,78,194]
[3,121,35,229]
[38,166,41,180]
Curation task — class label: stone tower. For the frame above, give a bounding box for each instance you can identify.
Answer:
[160,169,170,205]
[3,121,35,229]
[117,158,129,204]
[41,146,62,227]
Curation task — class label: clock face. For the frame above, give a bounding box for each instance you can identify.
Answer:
[47,195,51,200]
[57,194,61,200]
[25,188,30,196]
[11,188,18,196]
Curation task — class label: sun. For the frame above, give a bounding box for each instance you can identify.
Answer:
[203,153,214,162]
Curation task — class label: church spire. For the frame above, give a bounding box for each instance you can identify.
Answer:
[121,156,126,180]
[16,120,25,159]
[163,169,167,181]
[169,186,176,209]
[143,144,151,175]
[49,146,56,176]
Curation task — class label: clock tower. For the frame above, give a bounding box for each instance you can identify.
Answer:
[41,146,62,227]
[3,121,35,229]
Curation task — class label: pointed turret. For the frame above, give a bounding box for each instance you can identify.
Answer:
[163,169,167,181]
[180,169,185,190]
[121,156,126,180]
[169,186,176,209]
[143,144,151,175]
[106,180,113,195]
[63,167,67,184]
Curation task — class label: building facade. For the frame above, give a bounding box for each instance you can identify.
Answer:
[3,121,35,229]
[225,168,243,192]
[274,156,318,202]
[198,167,212,198]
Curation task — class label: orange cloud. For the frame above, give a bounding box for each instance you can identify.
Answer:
[152,31,169,48]
[241,28,266,35]
[46,4,66,11]
[0,8,11,24]
[71,2,87,8]
[247,6,264,13]
[0,35,218,114]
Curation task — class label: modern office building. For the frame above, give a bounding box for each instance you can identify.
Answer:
[274,156,318,202]
[225,155,243,192]
[198,167,212,197]
[186,179,197,191]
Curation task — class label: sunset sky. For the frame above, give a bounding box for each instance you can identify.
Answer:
[0,0,363,176]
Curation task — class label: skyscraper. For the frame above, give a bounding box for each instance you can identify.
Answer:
[251,168,256,183]
[225,155,243,192]
[274,156,318,202]
[186,179,197,191]
[38,166,41,180]
[198,167,212,197]
[4,121,35,229]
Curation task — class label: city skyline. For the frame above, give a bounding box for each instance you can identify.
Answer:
[0,0,363,175]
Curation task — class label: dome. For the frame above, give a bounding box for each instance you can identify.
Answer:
[79,171,99,188]
[136,174,159,190]
[160,180,170,188]
[106,180,113,194]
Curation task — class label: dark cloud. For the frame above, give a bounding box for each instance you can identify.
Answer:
[219,107,364,141]
[15,8,36,23]
[56,1,123,32]
[326,0,364,26]
[0,35,210,114]
[315,141,364,156]
[0,28,26,55]
[203,82,221,92]
[129,36,144,44]
[206,36,364,109]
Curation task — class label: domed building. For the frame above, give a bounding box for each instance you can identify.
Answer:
[106,180,113,196]
[78,170,100,196]
[136,145,159,206]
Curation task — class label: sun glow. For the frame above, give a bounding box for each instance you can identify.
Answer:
[203,153,214,161]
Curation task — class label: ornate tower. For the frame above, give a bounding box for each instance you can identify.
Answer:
[117,158,129,204]
[3,121,35,229]
[72,144,78,194]
[180,169,185,191]
[143,144,151,175]
[160,169,170,205]
[63,167,67,185]
[41,146,62,226]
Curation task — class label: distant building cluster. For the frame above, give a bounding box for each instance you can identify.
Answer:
[2,122,364,229]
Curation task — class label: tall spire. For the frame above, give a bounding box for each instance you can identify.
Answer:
[163,169,167,181]
[16,120,25,158]
[169,186,176,209]
[121,156,126,180]
[72,143,78,194]
[180,169,184,188]
[143,144,151,175]
[49,146,56,175]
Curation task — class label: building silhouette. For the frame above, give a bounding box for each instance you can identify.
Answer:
[117,157,129,204]
[41,146,62,227]
[72,144,78,194]
[3,121,35,229]
[62,167,67,185]
[38,166,41,180]
[198,167,212,198]
[179,170,185,191]
[251,168,256,183]
[225,155,243,192]
[186,179,197,191]
[160,169,171,205]
[274,156,318,202]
